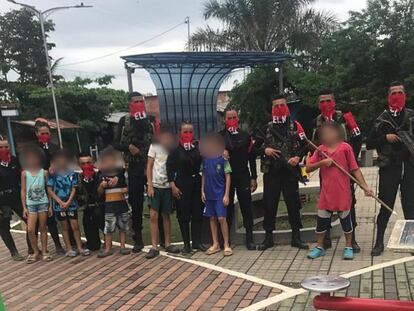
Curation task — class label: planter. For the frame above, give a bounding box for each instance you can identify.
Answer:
[230,185,342,244]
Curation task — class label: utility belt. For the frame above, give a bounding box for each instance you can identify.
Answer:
[175,173,201,183]
[0,188,17,197]
[105,192,125,202]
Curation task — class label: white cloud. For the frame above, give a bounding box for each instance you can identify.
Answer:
[1,0,368,93]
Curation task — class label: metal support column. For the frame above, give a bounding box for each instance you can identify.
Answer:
[5,117,16,156]
[278,63,284,94]
[126,64,134,93]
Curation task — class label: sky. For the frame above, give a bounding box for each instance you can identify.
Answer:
[0,0,367,93]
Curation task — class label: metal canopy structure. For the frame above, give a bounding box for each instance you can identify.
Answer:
[121,52,292,135]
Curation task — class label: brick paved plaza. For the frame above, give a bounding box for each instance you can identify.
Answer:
[1,167,414,310]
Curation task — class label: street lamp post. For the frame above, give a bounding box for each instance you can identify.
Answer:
[7,0,92,148]
[185,16,190,51]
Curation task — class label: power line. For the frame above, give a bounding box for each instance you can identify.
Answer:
[59,20,186,67]
[57,68,150,79]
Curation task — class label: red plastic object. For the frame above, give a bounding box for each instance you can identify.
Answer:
[314,294,414,311]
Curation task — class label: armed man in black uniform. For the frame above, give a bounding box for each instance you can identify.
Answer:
[113,92,160,252]
[219,108,257,250]
[254,95,308,250]
[311,90,363,252]
[0,135,28,260]
[367,81,414,256]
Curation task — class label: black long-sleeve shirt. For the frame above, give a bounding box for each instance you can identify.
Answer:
[166,144,202,183]
[219,129,257,179]
[366,109,413,165]
[38,141,59,170]
[0,156,20,192]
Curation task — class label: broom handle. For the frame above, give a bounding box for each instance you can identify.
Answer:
[305,138,397,216]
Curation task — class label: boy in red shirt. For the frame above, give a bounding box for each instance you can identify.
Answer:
[306,123,373,260]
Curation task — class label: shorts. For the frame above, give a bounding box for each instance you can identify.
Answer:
[55,210,78,222]
[104,212,129,234]
[316,209,353,234]
[203,200,226,218]
[148,188,173,215]
[27,204,49,214]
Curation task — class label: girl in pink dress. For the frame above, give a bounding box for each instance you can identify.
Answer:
[306,123,373,260]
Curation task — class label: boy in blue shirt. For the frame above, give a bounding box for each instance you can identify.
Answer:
[200,133,233,256]
[47,149,90,257]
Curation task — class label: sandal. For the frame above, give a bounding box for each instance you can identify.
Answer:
[65,250,77,257]
[26,254,39,264]
[81,249,91,257]
[205,247,221,255]
[224,248,233,256]
[120,248,131,255]
[42,252,53,262]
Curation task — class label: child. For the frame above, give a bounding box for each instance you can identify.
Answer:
[200,133,233,256]
[20,145,52,263]
[97,147,131,258]
[146,124,180,259]
[77,153,103,251]
[306,123,373,260]
[47,149,90,257]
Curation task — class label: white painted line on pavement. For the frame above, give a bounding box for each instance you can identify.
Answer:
[162,251,296,293]
[241,255,414,311]
[9,229,295,293]
[241,289,307,311]
[341,255,414,278]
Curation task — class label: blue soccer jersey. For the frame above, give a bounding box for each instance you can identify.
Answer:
[202,156,232,201]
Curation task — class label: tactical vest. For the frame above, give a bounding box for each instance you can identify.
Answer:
[313,111,348,143]
[375,108,414,167]
[120,114,155,163]
[261,121,300,174]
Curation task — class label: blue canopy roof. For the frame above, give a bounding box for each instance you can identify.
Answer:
[121,52,292,135]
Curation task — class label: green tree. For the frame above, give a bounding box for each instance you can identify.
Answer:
[191,0,336,54]
[231,0,414,132]
[305,0,414,132]
[0,9,54,85]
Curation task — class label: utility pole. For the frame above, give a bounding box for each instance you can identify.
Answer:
[7,0,92,148]
[185,16,191,51]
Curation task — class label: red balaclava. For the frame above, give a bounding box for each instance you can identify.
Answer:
[80,164,95,181]
[272,105,290,124]
[0,148,11,165]
[180,132,194,150]
[388,92,406,116]
[38,132,51,146]
[129,100,147,120]
[319,99,336,120]
[225,118,239,134]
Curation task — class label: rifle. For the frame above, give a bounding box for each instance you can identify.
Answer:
[305,137,397,216]
[380,111,414,159]
[267,126,308,184]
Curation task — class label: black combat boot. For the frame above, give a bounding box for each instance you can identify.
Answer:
[291,229,309,250]
[245,229,256,250]
[352,231,361,253]
[179,221,192,255]
[132,231,144,253]
[257,231,274,251]
[371,227,385,257]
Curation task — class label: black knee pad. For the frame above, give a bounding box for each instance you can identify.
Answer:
[339,211,353,233]
[316,210,332,233]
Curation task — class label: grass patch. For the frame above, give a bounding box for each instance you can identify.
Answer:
[77,201,183,246]
[247,194,321,231]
